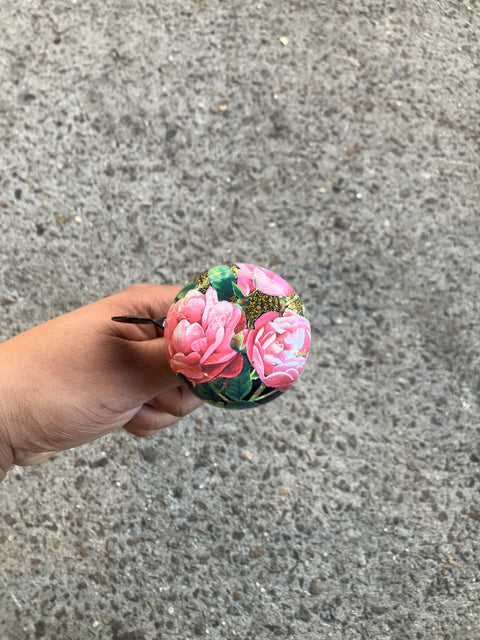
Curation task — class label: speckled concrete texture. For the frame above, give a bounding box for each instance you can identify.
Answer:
[1,1,480,639]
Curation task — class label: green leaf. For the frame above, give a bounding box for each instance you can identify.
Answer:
[232,282,245,300]
[176,280,197,300]
[252,388,281,404]
[209,377,226,392]
[208,264,236,301]
[207,264,234,284]
[224,359,253,402]
[224,400,257,410]
[212,278,236,301]
[192,381,224,404]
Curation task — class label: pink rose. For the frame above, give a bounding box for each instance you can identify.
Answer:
[165,288,246,383]
[236,263,294,297]
[245,309,310,392]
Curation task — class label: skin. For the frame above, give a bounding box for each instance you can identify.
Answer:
[0,284,203,482]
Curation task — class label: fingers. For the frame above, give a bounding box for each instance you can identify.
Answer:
[148,385,204,417]
[123,405,183,437]
[109,284,181,322]
[125,338,180,398]
[11,449,58,467]
[123,387,203,438]
[102,283,186,396]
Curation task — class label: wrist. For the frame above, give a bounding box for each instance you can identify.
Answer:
[0,346,15,482]
[0,408,14,483]
[0,447,13,482]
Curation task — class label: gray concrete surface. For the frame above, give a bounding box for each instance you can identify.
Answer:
[1,1,479,638]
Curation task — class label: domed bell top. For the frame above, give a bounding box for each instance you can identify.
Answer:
[163,263,311,409]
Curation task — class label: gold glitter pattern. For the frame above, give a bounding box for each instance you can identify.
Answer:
[228,263,239,277]
[193,269,211,293]
[284,293,306,317]
[244,290,283,328]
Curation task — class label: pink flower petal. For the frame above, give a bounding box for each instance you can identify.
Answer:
[165,286,248,383]
[245,308,310,392]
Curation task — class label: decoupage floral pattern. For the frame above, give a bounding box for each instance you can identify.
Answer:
[164,263,311,409]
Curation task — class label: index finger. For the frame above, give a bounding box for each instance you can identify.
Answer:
[124,336,182,400]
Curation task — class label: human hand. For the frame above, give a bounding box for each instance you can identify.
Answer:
[0,284,204,481]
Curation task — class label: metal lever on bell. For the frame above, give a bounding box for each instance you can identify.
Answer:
[111,316,166,330]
